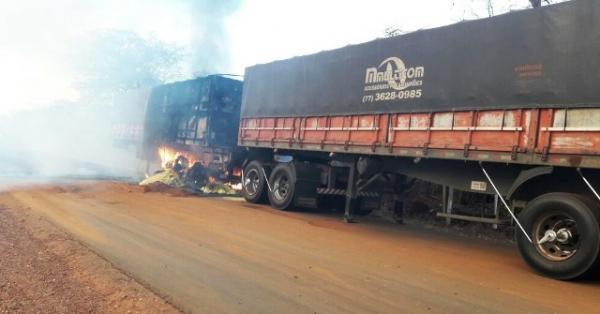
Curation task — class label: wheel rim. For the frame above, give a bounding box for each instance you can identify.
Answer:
[272,173,290,202]
[533,211,580,262]
[244,168,260,196]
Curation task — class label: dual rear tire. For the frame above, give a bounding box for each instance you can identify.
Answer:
[242,161,297,210]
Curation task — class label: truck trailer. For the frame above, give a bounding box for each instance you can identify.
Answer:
[141,75,243,178]
[237,0,600,280]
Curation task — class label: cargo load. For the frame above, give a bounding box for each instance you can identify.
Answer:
[241,0,600,118]
[141,75,243,191]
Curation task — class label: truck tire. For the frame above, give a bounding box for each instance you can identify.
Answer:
[242,161,268,204]
[268,162,297,210]
[517,193,600,280]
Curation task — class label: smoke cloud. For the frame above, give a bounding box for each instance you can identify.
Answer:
[185,0,242,75]
[0,0,242,184]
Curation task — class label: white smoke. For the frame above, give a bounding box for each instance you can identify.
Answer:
[0,0,243,182]
[185,0,242,76]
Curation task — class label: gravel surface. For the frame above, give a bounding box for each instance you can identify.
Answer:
[0,192,180,314]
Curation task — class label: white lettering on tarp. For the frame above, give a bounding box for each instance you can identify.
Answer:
[362,56,424,103]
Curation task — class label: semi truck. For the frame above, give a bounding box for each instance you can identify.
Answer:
[143,0,600,279]
[237,0,600,280]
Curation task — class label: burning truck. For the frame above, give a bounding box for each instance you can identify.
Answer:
[139,75,244,193]
[138,1,600,280]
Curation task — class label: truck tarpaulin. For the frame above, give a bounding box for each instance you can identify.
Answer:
[241,0,600,118]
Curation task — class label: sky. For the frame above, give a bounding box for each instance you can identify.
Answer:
[0,0,547,115]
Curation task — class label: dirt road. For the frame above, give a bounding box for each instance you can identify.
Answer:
[1,182,599,313]
[0,184,179,314]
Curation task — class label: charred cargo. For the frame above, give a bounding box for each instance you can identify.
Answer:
[142,75,243,176]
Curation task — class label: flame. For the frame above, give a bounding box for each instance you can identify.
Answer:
[158,146,197,169]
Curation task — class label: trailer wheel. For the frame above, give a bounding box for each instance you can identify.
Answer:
[268,163,296,210]
[517,193,600,280]
[242,161,268,204]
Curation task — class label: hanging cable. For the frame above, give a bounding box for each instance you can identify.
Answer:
[479,162,533,244]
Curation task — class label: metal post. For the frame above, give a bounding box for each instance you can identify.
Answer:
[442,185,448,224]
[446,187,454,225]
[327,167,336,189]
[493,194,500,230]
[344,161,357,223]
[479,162,532,243]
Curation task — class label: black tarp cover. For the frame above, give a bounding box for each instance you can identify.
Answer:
[241,0,600,118]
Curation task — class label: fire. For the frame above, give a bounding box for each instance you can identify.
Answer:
[158,146,197,169]
[231,167,242,177]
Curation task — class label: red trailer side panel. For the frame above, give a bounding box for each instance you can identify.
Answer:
[239,108,600,169]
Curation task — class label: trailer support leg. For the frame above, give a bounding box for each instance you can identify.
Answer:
[443,186,454,225]
[493,195,500,230]
[327,167,337,189]
[344,161,358,223]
